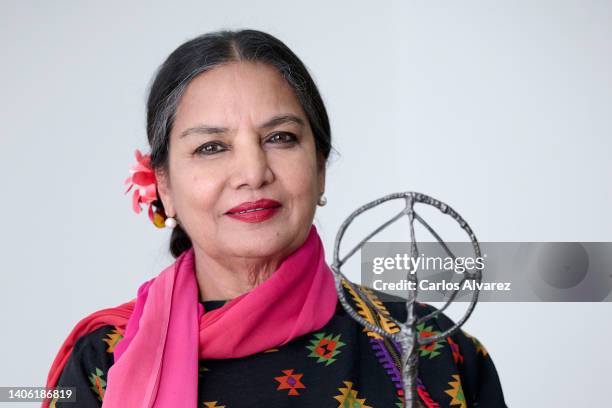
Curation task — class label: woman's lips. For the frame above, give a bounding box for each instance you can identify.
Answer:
[225,198,282,223]
[226,206,281,223]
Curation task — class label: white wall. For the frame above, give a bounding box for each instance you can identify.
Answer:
[1,1,610,406]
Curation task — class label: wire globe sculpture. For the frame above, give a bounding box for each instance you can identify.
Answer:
[330,192,483,407]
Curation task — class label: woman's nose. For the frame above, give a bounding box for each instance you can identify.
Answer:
[230,137,274,190]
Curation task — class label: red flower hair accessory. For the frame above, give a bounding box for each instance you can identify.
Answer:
[124,149,166,228]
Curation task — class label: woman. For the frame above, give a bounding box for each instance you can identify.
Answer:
[44,29,507,408]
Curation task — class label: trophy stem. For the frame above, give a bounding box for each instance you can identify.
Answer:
[399,303,420,408]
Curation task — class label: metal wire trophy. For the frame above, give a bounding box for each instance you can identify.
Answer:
[330,192,483,408]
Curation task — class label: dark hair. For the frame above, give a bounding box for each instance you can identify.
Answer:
[145,29,333,258]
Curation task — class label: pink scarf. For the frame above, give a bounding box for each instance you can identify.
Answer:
[43,224,338,407]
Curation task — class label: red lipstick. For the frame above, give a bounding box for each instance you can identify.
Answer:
[225,198,282,223]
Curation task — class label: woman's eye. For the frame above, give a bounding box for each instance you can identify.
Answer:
[268,132,297,144]
[195,142,226,155]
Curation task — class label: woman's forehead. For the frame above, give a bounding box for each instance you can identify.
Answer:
[174,61,304,130]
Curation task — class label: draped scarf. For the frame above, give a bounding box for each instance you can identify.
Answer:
[43,224,338,407]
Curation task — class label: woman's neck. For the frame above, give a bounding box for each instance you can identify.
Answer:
[193,247,280,302]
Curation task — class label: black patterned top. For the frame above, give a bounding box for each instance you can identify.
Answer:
[51,284,507,407]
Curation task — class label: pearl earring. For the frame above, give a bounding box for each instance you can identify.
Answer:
[317,194,327,207]
[165,216,177,228]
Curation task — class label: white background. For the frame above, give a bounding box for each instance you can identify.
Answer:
[1,1,611,407]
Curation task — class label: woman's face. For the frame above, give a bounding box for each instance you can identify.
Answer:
[156,61,325,264]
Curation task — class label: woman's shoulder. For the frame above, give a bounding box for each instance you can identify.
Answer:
[53,325,122,406]
[57,323,121,378]
[356,284,478,335]
[340,281,437,322]
[349,284,508,407]
[362,286,495,356]
[70,324,123,356]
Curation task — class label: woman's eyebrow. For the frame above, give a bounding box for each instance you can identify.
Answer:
[260,113,305,130]
[179,113,305,138]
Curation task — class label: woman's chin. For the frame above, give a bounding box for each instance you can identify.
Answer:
[232,227,303,256]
